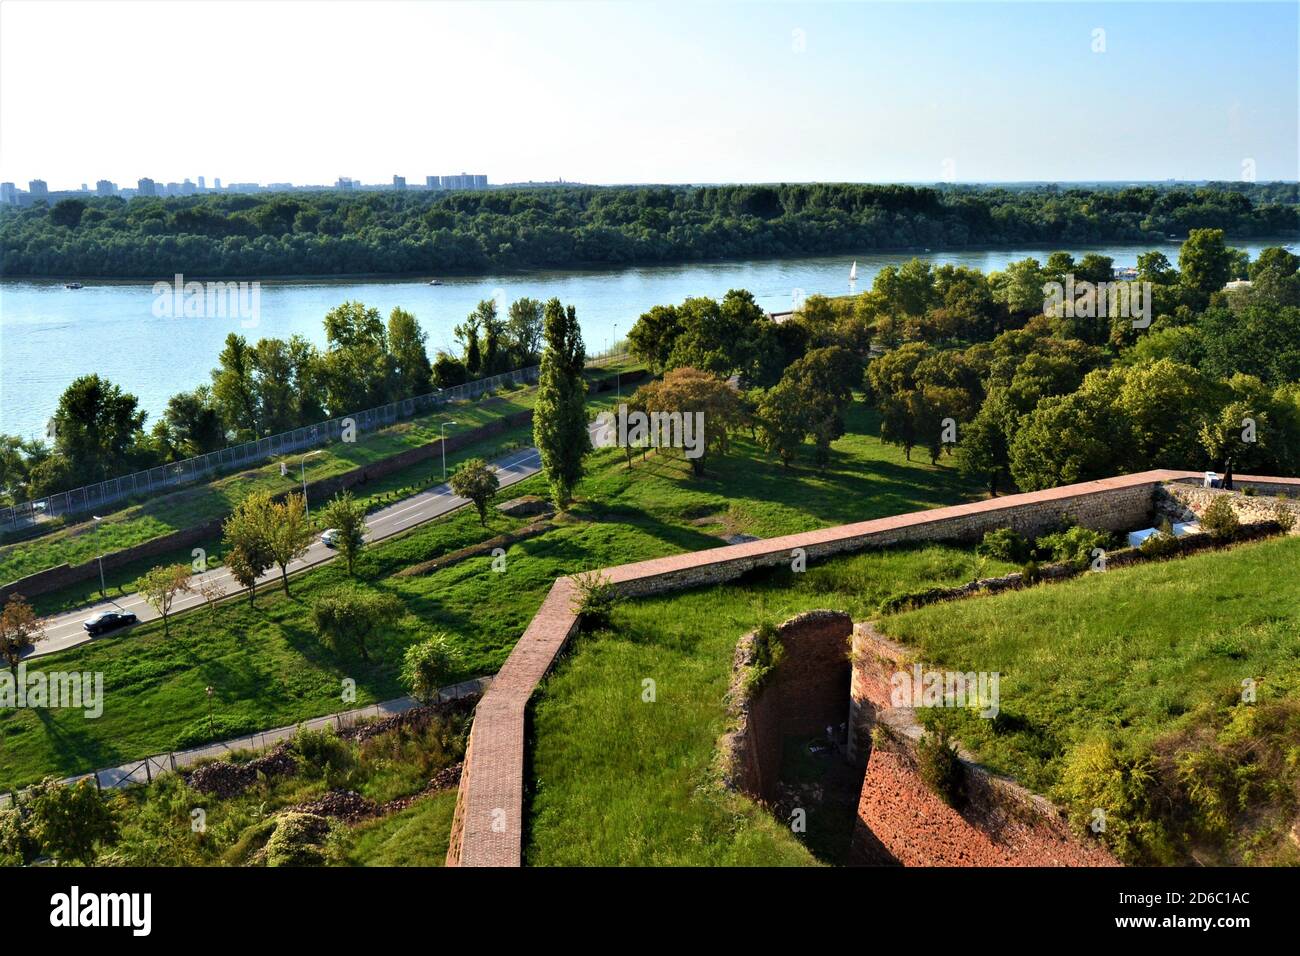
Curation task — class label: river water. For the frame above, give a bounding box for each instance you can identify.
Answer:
[1,238,1292,438]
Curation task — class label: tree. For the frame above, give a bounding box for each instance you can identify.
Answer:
[222,491,275,605]
[312,586,402,660]
[449,458,500,526]
[633,367,745,476]
[757,380,807,466]
[1009,376,1128,490]
[26,777,119,865]
[388,307,433,397]
[158,387,225,459]
[319,491,367,575]
[321,301,391,413]
[0,594,45,673]
[211,333,261,440]
[1179,228,1233,300]
[533,298,591,507]
[400,634,461,705]
[196,575,228,617]
[133,563,192,637]
[433,352,468,388]
[507,297,545,365]
[264,492,314,595]
[956,390,1015,496]
[456,315,482,377]
[48,374,147,485]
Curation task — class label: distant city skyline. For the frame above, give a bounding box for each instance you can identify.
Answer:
[1,1,1297,186]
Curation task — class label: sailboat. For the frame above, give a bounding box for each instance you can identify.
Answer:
[849,261,858,283]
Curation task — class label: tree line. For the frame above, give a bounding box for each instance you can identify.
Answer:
[619,229,1300,491]
[0,296,546,505]
[2,182,1295,278]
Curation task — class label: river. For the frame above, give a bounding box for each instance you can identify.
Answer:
[1,238,1293,438]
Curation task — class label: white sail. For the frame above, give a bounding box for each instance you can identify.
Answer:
[849,261,858,282]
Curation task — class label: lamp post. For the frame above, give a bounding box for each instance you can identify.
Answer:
[206,686,215,736]
[92,515,106,597]
[300,450,323,518]
[441,421,457,482]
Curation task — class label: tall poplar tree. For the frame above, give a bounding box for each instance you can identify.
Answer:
[533,298,590,508]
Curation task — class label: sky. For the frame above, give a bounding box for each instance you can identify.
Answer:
[0,0,1296,188]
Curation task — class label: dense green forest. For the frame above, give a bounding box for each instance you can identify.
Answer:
[2,182,1297,278]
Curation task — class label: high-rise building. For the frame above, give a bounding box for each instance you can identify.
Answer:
[96,180,117,197]
[335,176,356,190]
[393,175,406,190]
[425,175,441,189]
[137,178,157,197]
[214,178,222,191]
[29,179,48,197]
[0,183,16,205]
[198,176,206,191]
[474,174,488,189]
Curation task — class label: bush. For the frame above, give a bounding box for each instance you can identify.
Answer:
[263,812,333,867]
[293,726,354,782]
[312,586,404,659]
[1034,526,1112,567]
[400,634,462,704]
[741,620,785,695]
[917,728,965,807]
[0,808,38,866]
[1019,560,1042,585]
[1139,529,1180,559]
[570,571,620,629]
[976,528,1031,564]
[1056,737,1169,864]
[1201,496,1241,542]
[1274,502,1296,533]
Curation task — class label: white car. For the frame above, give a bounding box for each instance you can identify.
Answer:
[320,528,341,548]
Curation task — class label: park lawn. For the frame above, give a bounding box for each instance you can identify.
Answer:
[0,403,980,790]
[0,357,642,587]
[525,543,1016,866]
[876,534,1300,796]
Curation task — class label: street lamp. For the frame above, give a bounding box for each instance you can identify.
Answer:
[206,686,215,736]
[92,515,106,597]
[612,324,620,397]
[441,421,457,482]
[300,450,323,518]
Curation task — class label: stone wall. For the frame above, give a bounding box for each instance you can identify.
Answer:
[1159,480,1300,533]
[719,611,854,802]
[848,623,1115,866]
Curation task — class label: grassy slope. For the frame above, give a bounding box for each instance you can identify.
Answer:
[876,534,1300,794]
[0,401,984,789]
[525,544,1014,866]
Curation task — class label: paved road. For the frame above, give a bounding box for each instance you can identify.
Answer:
[26,438,565,660]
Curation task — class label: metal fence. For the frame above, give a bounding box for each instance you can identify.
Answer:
[2,349,627,531]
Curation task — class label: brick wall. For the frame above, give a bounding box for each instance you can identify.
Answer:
[847,623,1115,866]
[720,611,854,802]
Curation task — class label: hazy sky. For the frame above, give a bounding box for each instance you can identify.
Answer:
[1,0,1296,188]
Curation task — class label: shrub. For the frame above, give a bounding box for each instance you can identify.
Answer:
[1201,496,1241,542]
[917,728,965,807]
[0,808,38,866]
[312,586,404,660]
[263,812,333,867]
[570,571,620,629]
[293,726,354,781]
[1139,529,1180,559]
[400,633,462,704]
[741,620,785,695]
[1056,736,1170,864]
[1274,502,1296,533]
[1241,485,1258,497]
[1019,560,1041,585]
[976,527,1031,564]
[1034,526,1112,567]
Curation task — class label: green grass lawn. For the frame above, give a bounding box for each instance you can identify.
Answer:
[0,358,642,587]
[0,400,981,790]
[346,790,458,866]
[877,534,1300,864]
[525,544,1015,866]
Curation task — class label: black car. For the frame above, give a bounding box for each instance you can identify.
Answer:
[83,610,138,635]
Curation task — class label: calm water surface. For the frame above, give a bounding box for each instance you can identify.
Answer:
[0,239,1292,438]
